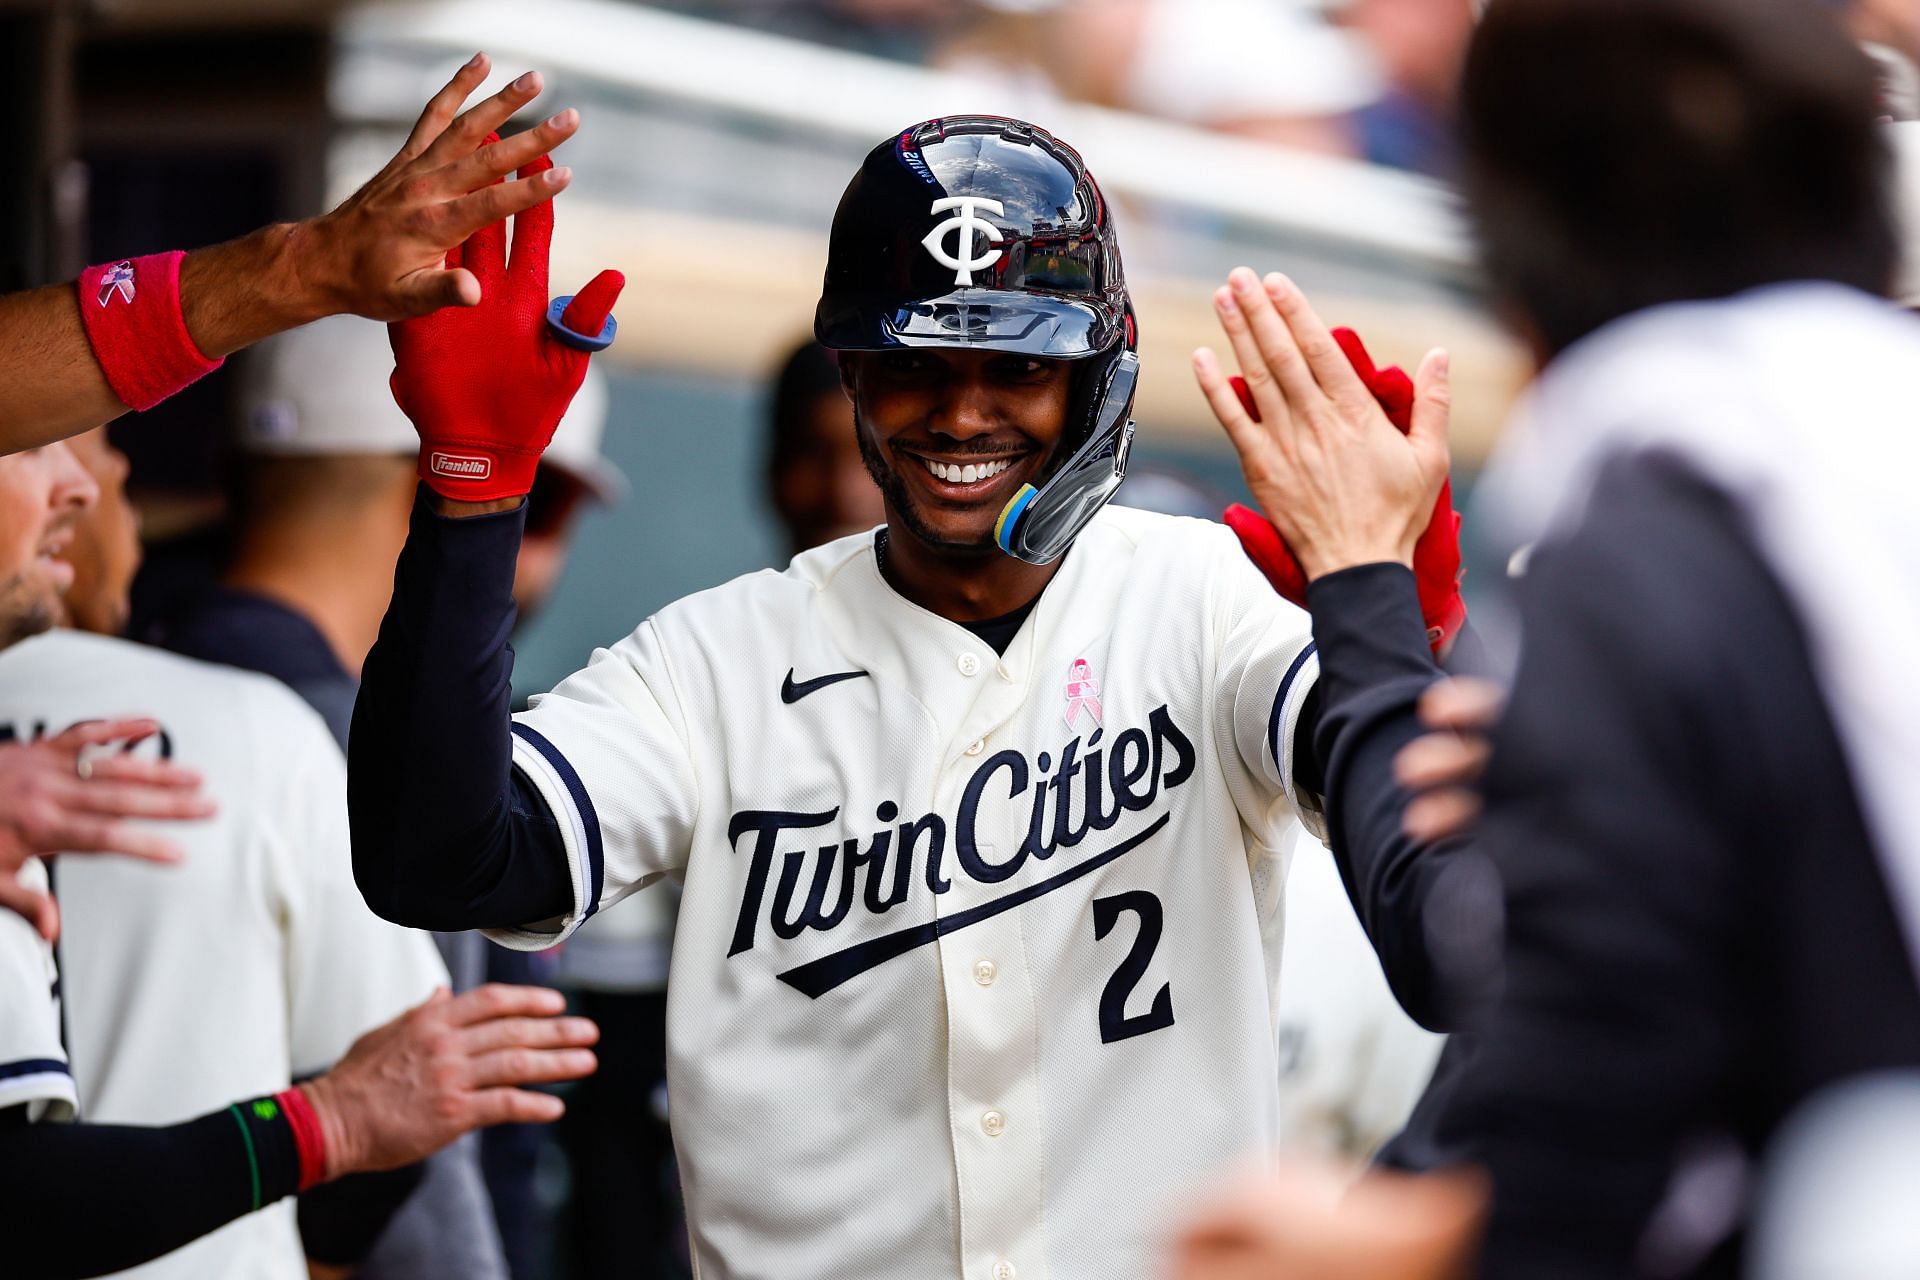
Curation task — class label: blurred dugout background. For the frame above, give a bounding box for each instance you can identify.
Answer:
[4,1,1508,1274]
[0,0,1524,700]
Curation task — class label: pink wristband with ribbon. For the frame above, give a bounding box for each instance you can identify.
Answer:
[76,251,224,412]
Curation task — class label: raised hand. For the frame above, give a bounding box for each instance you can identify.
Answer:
[1194,269,1452,582]
[0,719,215,939]
[1218,323,1468,654]
[297,984,599,1178]
[388,143,625,505]
[295,55,582,322]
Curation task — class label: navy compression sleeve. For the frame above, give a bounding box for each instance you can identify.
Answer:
[350,491,572,931]
[1300,562,1498,1032]
[296,1157,425,1264]
[0,1097,300,1278]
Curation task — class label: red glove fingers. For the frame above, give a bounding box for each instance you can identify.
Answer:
[510,155,555,295]
[1225,327,1467,656]
[560,269,624,338]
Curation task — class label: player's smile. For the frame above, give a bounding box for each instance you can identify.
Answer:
[844,347,1072,553]
[891,444,1036,506]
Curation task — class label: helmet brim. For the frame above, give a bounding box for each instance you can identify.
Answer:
[815,288,1120,358]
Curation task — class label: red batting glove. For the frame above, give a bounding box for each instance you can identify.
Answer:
[1223,327,1466,656]
[389,152,624,502]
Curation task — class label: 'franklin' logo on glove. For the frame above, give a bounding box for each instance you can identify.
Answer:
[428,452,493,481]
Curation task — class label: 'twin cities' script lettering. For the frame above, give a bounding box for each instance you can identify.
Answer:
[726,705,1196,996]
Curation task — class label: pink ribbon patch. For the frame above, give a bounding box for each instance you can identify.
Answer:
[1064,658,1103,731]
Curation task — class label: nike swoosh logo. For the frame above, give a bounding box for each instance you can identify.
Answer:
[780,667,871,704]
[777,812,1170,998]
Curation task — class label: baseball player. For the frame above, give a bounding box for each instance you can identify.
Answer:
[0,440,600,1279]
[350,114,1455,1279]
[1,427,456,1279]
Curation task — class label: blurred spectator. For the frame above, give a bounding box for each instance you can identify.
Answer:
[933,0,1378,154]
[1337,0,1478,176]
[766,340,886,554]
[6,428,450,1279]
[712,0,973,59]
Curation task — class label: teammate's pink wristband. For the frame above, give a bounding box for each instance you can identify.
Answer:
[276,1087,329,1191]
[76,251,224,412]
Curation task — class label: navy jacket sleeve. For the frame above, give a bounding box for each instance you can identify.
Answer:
[1456,457,1920,1278]
[350,492,572,932]
[1294,562,1498,1032]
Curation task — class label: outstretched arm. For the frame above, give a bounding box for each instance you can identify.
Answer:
[1195,269,1491,1030]
[351,494,575,930]
[0,984,594,1280]
[349,167,623,932]
[0,53,577,451]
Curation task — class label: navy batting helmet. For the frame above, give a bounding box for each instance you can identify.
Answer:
[814,115,1140,564]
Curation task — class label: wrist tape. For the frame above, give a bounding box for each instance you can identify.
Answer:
[274,1087,329,1190]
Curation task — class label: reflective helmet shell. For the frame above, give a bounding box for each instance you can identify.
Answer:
[814,115,1132,360]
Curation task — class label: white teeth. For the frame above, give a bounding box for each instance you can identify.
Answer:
[923,458,1010,484]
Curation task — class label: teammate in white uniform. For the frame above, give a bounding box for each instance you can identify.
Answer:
[0,857,76,1123]
[1272,838,1443,1159]
[349,116,1442,1280]
[0,629,450,1279]
[2,426,500,1280]
[0,433,601,1278]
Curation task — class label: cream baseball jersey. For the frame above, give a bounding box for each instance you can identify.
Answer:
[497,506,1322,1280]
[0,630,448,1280]
[0,857,76,1123]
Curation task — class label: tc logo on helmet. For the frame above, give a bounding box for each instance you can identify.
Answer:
[922,197,1006,286]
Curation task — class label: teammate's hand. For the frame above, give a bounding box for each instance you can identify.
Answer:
[297,984,599,1180]
[1194,269,1451,581]
[293,55,580,322]
[387,144,624,503]
[1394,678,1505,844]
[1220,326,1468,656]
[1173,1160,1486,1280]
[0,719,214,940]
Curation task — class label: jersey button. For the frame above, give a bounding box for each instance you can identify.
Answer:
[996,662,1015,682]
[958,652,981,676]
[981,1109,1006,1137]
[992,1261,1016,1280]
[964,738,985,757]
[973,959,997,986]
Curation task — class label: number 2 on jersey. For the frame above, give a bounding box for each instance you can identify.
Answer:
[1092,891,1176,1044]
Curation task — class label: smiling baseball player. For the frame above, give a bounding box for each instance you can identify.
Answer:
[350,113,1456,1280]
